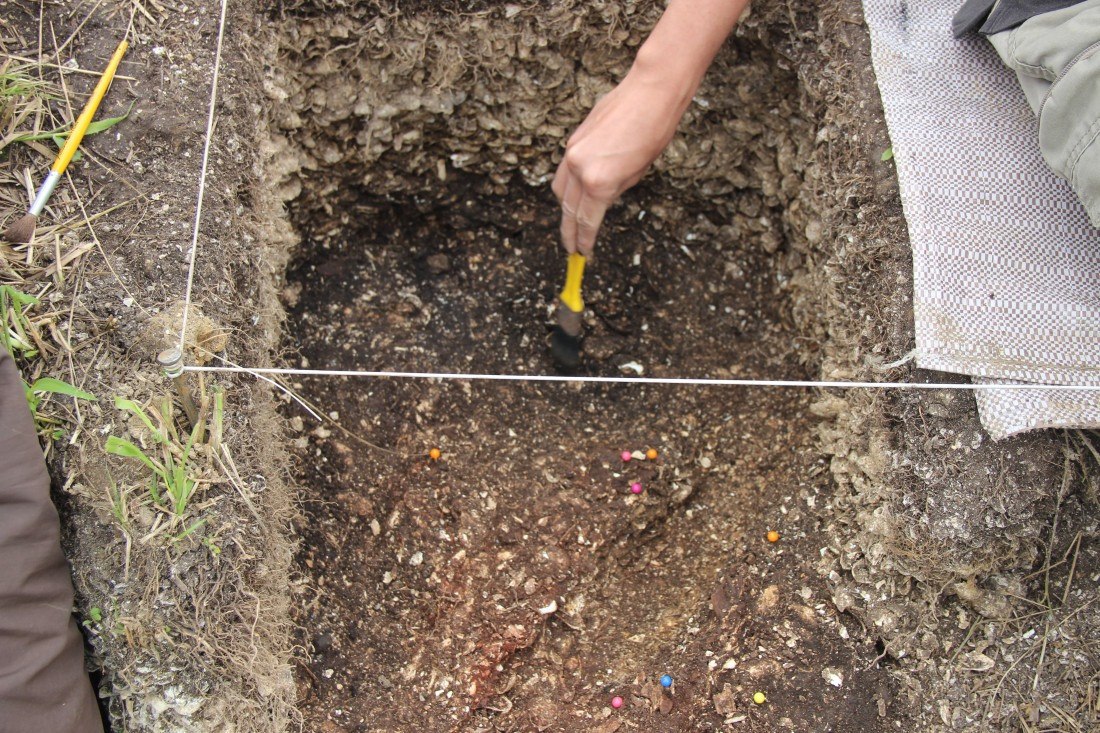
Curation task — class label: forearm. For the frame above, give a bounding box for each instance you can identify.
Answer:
[552,0,751,255]
[630,0,752,112]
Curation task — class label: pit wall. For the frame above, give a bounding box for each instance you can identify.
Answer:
[266,0,818,259]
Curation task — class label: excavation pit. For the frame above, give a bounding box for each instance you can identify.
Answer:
[273,2,895,730]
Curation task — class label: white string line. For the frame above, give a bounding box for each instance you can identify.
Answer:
[181,365,1100,391]
[178,0,230,354]
[200,350,325,422]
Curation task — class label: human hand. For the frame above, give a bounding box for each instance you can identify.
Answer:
[551,69,690,256]
[551,0,749,255]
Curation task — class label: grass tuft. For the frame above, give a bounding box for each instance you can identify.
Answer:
[105,379,230,542]
[106,394,203,522]
[0,61,54,158]
[3,283,95,437]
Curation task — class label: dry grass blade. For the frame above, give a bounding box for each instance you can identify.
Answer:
[5,55,137,80]
[105,0,166,27]
[54,0,108,58]
[0,60,54,159]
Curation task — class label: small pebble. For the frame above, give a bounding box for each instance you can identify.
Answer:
[630,482,643,494]
[312,633,333,653]
[621,450,632,462]
[426,253,452,274]
[429,448,441,461]
[611,696,623,709]
[753,691,766,705]
[766,530,780,543]
[646,448,658,460]
[660,674,673,688]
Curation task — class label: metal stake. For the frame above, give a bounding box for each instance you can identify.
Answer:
[157,346,199,428]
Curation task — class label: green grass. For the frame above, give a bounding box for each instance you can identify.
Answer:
[15,102,134,164]
[0,66,50,102]
[16,102,133,146]
[106,395,201,519]
[3,285,96,437]
[105,386,225,527]
[2,60,130,162]
[1,284,42,359]
[106,479,131,532]
[0,61,53,158]
[24,376,96,439]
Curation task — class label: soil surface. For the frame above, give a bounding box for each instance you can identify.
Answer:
[285,178,901,731]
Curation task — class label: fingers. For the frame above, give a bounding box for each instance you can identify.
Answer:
[574,194,607,257]
[552,158,579,253]
[554,145,616,254]
[551,157,568,203]
[558,174,581,255]
[554,156,611,256]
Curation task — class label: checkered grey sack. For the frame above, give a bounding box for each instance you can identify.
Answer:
[860,0,1100,439]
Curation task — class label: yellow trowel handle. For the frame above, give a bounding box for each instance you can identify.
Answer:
[560,252,586,313]
[53,39,129,175]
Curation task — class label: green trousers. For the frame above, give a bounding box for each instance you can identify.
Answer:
[988,0,1100,226]
[0,349,102,733]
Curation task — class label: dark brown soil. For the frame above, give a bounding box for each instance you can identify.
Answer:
[284,176,902,731]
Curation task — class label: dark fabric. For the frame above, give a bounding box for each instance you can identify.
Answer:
[0,349,102,733]
[953,0,1087,36]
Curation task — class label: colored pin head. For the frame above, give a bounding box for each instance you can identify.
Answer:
[646,448,658,460]
[630,482,643,494]
[611,695,623,709]
[429,448,442,461]
[660,674,673,688]
[621,450,632,462]
[766,530,780,543]
[753,691,766,705]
